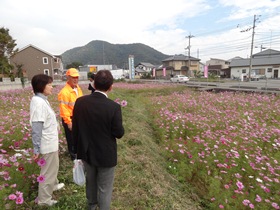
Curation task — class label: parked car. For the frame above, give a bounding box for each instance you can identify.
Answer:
[170,75,190,83]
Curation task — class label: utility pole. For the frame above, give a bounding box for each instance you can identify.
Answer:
[186,33,194,76]
[248,15,257,81]
[255,45,266,52]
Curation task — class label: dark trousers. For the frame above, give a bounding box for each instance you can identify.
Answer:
[84,161,115,210]
[61,119,76,160]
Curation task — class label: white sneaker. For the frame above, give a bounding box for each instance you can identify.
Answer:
[54,183,65,191]
[38,199,58,206]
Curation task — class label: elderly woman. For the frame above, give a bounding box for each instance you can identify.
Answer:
[30,74,64,206]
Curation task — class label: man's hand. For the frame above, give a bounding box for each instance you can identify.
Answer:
[68,123,72,131]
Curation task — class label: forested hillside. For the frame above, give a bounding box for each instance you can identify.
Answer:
[61,40,170,68]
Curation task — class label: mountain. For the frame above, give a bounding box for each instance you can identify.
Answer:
[61,40,170,69]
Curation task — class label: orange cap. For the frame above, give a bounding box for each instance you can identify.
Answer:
[66,68,80,77]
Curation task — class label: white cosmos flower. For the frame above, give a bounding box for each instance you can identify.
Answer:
[256,178,263,183]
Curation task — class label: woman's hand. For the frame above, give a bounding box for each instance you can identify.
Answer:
[33,153,40,161]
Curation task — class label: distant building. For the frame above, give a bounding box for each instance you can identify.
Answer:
[157,55,200,78]
[135,62,155,73]
[206,58,230,78]
[10,44,64,81]
[79,64,127,80]
[230,49,280,79]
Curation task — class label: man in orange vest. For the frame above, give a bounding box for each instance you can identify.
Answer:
[58,68,83,160]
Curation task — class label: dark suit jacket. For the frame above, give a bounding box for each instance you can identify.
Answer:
[72,91,124,167]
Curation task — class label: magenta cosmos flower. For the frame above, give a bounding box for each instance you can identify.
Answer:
[37,175,46,183]
[37,158,46,167]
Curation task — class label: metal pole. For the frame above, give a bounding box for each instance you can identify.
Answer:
[186,34,194,76]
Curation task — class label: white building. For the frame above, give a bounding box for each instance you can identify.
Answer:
[230,49,280,79]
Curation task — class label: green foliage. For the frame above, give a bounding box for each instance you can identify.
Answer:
[0,27,18,76]
[193,70,203,78]
[65,61,83,69]
[140,72,152,79]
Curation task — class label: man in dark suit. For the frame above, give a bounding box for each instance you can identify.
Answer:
[72,70,125,210]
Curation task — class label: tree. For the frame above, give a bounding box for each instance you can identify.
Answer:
[0,27,18,77]
[66,62,83,69]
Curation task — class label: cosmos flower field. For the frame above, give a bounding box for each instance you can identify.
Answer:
[149,89,280,209]
[0,82,279,209]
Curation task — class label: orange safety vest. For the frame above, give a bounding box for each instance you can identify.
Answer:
[58,83,83,124]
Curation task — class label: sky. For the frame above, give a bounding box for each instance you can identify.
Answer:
[1,0,280,63]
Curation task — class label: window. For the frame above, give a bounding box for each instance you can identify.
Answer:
[252,69,265,75]
[191,61,197,65]
[43,57,48,64]
[267,68,272,72]
[44,69,49,75]
[54,69,59,75]
[242,69,246,73]
[54,58,59,63]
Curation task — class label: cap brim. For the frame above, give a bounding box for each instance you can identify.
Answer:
[70,73,79,77]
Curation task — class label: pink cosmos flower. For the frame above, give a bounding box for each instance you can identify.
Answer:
[10,184,17,188]
[242,199,250,206]
[249,203,254,209]
[8,194,17,200]
[120,100,127,107]
[37,158,46,167]
[272,202,280,209]
[236,180,244,190]
[14,141,20,148]
[9,155,17,163]
[255,194,262,202]
[1,149,7,153]
[15,196,24,204]
[224,184,230,189]
[219,204,224,208]
[264,187,270,193]
[16,191,23,197]
[37,175,46,183]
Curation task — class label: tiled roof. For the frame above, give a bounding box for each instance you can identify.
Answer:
[162,55,200,62]
[137,62,155,67]
[230,49,280,67]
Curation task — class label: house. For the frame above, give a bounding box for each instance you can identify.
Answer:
[156,55,200,78]
[10,44,64,81]
[134,62,155,75]
[230,49,280,79]
[206,58,231,78]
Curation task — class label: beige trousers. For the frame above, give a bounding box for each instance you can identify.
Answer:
[38,151,59,204]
